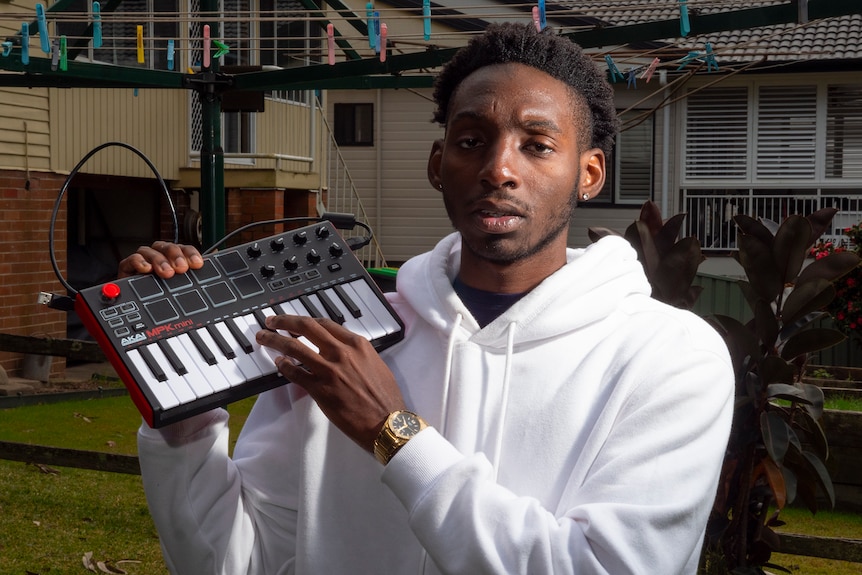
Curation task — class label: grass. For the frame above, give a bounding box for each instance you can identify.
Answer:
[0,394,255,575]
[2,394,861,573]
[824,395,862,412]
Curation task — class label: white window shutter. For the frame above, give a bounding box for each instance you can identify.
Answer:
[684,86,749,180]
[826,85,862,179]
[755,85,817,179]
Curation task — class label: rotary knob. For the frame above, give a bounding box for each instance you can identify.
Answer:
[306,249,322,265]
[270,237,285,252]
[293,231,308,245]
[260,264,276,278]
[315,225,330,239]
[283,255,299,271]
[247,242,262,258]
[329,243,344,257]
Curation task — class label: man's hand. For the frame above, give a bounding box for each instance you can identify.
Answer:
[256,314,406,453]
[118,241,205,279]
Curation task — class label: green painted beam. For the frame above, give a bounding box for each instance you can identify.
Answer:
[0,55,186,88]
[297,0,362,61]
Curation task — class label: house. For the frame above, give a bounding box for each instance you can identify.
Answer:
[1,0,860,378]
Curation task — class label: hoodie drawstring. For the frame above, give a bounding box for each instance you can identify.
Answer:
[438,312,463,437]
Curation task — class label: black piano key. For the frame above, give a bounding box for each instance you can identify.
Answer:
[316,290,345,324]
[253,308,271,330]
[206,323,236,359]
[158,338,188,376]
[138,344,168,382]
[333,284,363,318]
[188,328,218,366]
[299,294,324,319]
[226,317,255,354]
[271,303,287,315]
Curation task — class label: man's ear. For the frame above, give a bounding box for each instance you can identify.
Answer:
[580,148,606,199]
[427,139,444,192]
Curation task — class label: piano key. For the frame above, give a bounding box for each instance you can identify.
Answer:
[127,348,180,410]
[163,336,217,398]
[236,313,279,375]
[280,299,320,354]
[187,328,217,365]
[146,343,197,404]
[299,294,324,318]
[255,307,288,367]
[206,323,236,359]
[158,338,188,376]
[341,282,388,340]
[213,321,264,381]
[226,317,255,354]
[253,308,269,329]
[194,327,248,388]
[137,344,167,382]
[174,332,231,393]
[315,289,345,324]
[348,279,401,335]
[333,283,363,318]
[321,287,373,340]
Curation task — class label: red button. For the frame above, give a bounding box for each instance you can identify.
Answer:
[101,282,121,300]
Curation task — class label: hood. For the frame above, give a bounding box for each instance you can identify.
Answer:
[395,232,652,348]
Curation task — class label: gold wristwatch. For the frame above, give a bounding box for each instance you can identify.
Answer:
[374,410,428,465]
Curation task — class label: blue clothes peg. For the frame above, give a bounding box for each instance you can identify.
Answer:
[36,4,50,54]
[366,3,376,49]
[93,2,103,49]
[1,42,12,57]
[679,0,691,38]
[422,0,430,41]
[604,55,624,83]
[537,0,546,31]
[167,39,175,70]
[705,42,719,72]
[21,23,29,65]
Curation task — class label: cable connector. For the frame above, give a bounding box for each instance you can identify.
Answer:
[322,212,357,230]
[346,236,371,251]
[38,292,75,311]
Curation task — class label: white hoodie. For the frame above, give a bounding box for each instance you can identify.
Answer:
[138,233,734,575]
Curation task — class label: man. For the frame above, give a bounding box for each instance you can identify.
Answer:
[122,23,733,574]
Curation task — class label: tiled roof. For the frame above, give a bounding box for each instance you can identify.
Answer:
[559,1,862,62]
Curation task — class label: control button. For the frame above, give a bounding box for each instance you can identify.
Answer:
[305,269,322,280]
[260,264,276,278]
[132,322,147,332]
[307,249,321,265]
[293,231,308,245]
[328,263,342,273]
[247,242,262,258]
[101,282,121,303]
[120,302,137,314]
[288,274,302,284]
[329,243,344,257]
[283,255,299,271]
[315,225,330,239]
[269,280,286,290]
[114,327,131,337]
[270,237,285,252]
[126,312,142,322]
[108,317,125,328]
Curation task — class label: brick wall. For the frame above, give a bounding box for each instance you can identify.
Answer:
[226,188,317,247]
[0,169,69,377]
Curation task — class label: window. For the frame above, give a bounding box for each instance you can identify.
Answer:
[260,0,322,104]
[826,85,862,179]
[596,115,654,205]
[222,0,254,156]
[756,85,817,179]
[334,103,374,146]
[684,86,749,180]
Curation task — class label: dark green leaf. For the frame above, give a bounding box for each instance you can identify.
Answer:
[656,212,687,255]
[796,251,861,286]
[806,207,840,247]
[587,226,620,243]
[735,214,775,247]
[803,451,835,509]
[782,466,798,506]
[780,279,834,326]
[737,280,761,314]
[759,356,795,386]
[780,328,847,360]
[710,314,761,371]
[634,220,660,281]
[761,411,790,464]
[773,216,812,285]
[654,237,704,306]
[766,383,810,404]
[754,299,779,349]
[738,234,783,302]
[638,200,664,237]
[801,384,825,421]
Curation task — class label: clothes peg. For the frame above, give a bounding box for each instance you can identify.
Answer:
[20,23,29,65]
[36,4,50,54]
[327,24,335,64]
[640,57,660,82]
[626,67,637,89]
[537,0,546,31]
[92,2,102,49]
[50,37,59,70]
[422,0,430,41]
[705,42,719,72]
[213,39,230,59]
[1,42,12,57]
[379,22,387,62]
[679,0,691,38]
[136,25,144,64]
[676,50,702,71]
[532,7,541,32]
[203,24,211,68]
[604,55,624,83]
[167,39,175,70]
[373,11,380,54]
[366,3,376,50]
[59,35,67,71]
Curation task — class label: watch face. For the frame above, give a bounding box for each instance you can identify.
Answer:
[390,412,422,439]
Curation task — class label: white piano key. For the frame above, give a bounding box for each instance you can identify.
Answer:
[348,279,401,335]
[195,327,248,388]
[236,314,279,375]
[321,287,374,340]
[145,342,197,405]
[164,335,216,399]
[127,348,180,410]
[175,332,231,394]
[343,281,390,340]
[280,299,321,354]
[214,321,264,381]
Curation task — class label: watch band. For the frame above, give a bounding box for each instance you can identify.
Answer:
[373,410,427,465]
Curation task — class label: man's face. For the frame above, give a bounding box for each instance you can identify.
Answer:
[428,62,605,279]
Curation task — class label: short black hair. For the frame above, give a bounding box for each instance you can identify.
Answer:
[432,22,619,157]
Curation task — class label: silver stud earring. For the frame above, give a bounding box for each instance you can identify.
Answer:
[438,184,443,190]
[582,193,590,201]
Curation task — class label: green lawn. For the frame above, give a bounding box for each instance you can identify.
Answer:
[0,395,255,575]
